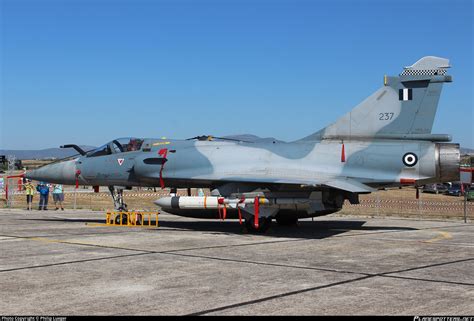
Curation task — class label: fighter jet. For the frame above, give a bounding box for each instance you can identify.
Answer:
[27,56,460,231]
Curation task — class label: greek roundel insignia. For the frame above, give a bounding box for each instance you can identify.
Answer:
[117,158,125,166]
[402,153,418,167]
[399,88,413,101]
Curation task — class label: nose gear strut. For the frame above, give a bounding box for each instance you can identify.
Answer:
[108,186,128,211]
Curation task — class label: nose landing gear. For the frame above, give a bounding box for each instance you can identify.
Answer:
[108,186,128,211]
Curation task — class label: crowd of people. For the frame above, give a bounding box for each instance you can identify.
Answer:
[23,179,65,211]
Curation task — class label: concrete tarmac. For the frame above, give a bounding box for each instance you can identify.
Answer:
[0,208,473,315]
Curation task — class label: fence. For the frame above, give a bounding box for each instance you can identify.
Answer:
[340,189,473,221]
[0,186,181,211]
[1,185,472,221]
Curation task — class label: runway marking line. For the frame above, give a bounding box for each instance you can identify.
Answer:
[423,231,452,244]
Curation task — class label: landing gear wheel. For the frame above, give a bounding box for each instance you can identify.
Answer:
[114,213,128,225]
[135,214,143,225]
[244,217,272,233]
[275,216,298,226]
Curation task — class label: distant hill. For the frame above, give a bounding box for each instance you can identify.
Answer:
[461,147,474,155]
[0,146,96,160]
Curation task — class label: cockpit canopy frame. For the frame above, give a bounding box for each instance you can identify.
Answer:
[86,138,145,157]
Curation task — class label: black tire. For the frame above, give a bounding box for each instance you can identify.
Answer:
[245,217,272,233]
[135,214,143,225]
[114,213,128,225]
[275,215,298,226]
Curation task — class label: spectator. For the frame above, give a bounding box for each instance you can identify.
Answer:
[52,184,65,210]
[197,188,205,196]
[24,179,35,211]
[36,182,50,210]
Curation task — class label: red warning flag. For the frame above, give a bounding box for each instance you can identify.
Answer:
[75,170,81,189]
[237,207,243,225]
[254,197,259,229]
[158,149,168,189]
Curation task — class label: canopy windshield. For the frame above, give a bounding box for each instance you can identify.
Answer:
[86,138,144,157]
[112,138,144,152]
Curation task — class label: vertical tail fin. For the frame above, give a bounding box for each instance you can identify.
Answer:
[303,56,452,140]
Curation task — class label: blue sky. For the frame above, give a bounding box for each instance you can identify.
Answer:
[1,0,472,149]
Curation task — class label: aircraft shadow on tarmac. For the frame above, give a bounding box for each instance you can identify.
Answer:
[19,217,106,224]
[19,217,417,240]
[157,219,418,239]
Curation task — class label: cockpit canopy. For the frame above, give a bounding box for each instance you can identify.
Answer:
[86,138,144,157]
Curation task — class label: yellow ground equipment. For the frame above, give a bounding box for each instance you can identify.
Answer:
[106,211,159,227]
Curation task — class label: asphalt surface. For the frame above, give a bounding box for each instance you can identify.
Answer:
[1,208,473,315]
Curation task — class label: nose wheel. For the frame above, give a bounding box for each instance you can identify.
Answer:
[114,213,128,225]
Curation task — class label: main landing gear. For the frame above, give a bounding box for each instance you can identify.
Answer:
[244,216,272,233]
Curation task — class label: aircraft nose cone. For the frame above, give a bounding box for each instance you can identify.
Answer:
[26,159,77,185]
